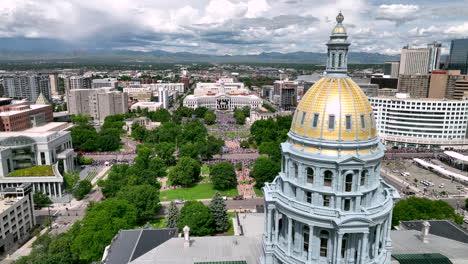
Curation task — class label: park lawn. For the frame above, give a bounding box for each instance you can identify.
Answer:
[253,185,264,197]
[201,164,210,175]
[7,165,54,177]
[160,183,238,201]
[148,217,167,228]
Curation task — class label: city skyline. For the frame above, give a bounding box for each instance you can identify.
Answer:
[0,0,467,56]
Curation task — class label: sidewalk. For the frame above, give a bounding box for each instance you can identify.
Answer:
[1,228,49,263]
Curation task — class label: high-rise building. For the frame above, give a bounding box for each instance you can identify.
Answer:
[67,88,128,125]
[3,74,51,102]
[49,73,59,98]
[399,43,441,75]
[272,80,298,110]
[448,39,468,74]
[383,61,400,77]
[261,12,397,264]
[65,76,92,90]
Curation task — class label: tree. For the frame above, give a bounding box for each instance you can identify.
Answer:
[210,162,237,190]
[199,136,224,160]
[240,140,250,149]
[148,157,167,178]
[71,114,91,126]
[392,197,464,227]
[178,201,214,236]
[166,201,179,228]
[251,157,280,188]
[71,199,137,262]
[194,107,208,118]
[33,192,52,208]
[241,106,250,117]
[96,134,120,151]
[204,110,216,125]
[117,184,161,221]
[234,110,245,125]
[168,157,201,186]
[63,172,79,192]
[209,192,230,232]
[155,142,176,165]
[72,180,92,200]
[258,141,281,161]
[179,142,200,160]
[146,108,171,123]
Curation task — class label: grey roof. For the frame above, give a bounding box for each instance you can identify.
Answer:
[131,236,262,264]
[391,230,468,264]
[400,220,468,244]
[104,228,178,264]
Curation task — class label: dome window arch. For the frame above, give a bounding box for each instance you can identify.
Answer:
[360,170,368,186]
[345,173,353,192]
[324,170,333,187]
[319,230,330,257]
[306,167,314,184]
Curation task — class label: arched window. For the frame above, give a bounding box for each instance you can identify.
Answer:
[320,230,329,257]
[360,170,368,186]
[294,163,298,178]
[345,173,353,192]
[341,234,348,258]
[307,167,314,184]
[332,54,336,68]
[324,170,333,187]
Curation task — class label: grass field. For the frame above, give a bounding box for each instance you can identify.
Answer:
[7,165,54,177]
[148,217,167,228]
[201,164,210,175]
[160,183,238,201]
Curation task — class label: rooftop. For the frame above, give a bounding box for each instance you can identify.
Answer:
[0,104,50,117]
[400,220,468,245]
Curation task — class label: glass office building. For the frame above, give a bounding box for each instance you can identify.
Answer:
[448,39,468,74]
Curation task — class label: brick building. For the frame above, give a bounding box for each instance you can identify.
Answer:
[0,100,53,132]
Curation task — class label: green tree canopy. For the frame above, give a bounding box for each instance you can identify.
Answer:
[166,201,179,229]
[178,201,214,236]
[72,180,92,200]
[33,192,52,208]
[194,107,208,118]
[258,141,281,161]
[168,157,201,186]
[210,162,237,190]
[251,157,280,188]
[116,184,161,221]
[209,192,230,232]
[204,110,216,125]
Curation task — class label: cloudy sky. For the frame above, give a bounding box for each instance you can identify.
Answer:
[0,0,467,55]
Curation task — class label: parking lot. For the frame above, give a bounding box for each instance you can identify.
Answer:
[382,159,467,196]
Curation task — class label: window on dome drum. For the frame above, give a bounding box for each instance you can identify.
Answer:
[324,170,333,187]
[307,168,314,183]
[341,234,348,258]
[303,226,310,253]
[328,114,335,130]
[320,230,329,257]
[345,173,353,192]
[344,199,351,211]
[338,53,342,67]
[323,195,331,207]
[369,113,375,127]
[294,163,298,178]
[360,114,366,129]
[306,192,312,203]
[360,170,368,186]
[312,113,319,128]
[345,115,352,130]
[300,111,306,126]
[332,54,336,68]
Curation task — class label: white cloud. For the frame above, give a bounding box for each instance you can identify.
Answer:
[374,4,419,25]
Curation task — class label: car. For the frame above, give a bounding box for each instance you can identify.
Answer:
[173,199,186,204]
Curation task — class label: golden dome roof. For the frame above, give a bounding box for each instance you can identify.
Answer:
[332,24,346,34]
[290,77,377,141]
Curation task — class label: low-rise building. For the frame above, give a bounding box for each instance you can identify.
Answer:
[92,78,118,89]
[0,99,53,132]
[0,183,35,254]
[249,107,277,123]
[123,117,161,135]
[130,102,162,112]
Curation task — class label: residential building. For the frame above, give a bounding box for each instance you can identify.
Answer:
[65,76,92,90]
[3,74,51,102]
[67,88,128,125]
[49,73,59,98]
[272,80,298,110]
[369,95,468,149]
[0,101,53,131]
[383,61,400,77]
[92,78,118,89]
[262,12,397,264]
[0,183,35,254]
[397,74,430,98]
[0,129,74,197]
[399,42,441,74]
[448,39,468,74]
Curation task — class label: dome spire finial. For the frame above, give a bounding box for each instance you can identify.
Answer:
[336,11,344,23]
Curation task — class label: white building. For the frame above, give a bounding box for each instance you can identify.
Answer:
[0,183,35,254]
[399,43,441,75]
[130,102,162,112]
[123,83,182,109]
[92,78,118,89]
[369,94,468,149]
[184,78,263,110]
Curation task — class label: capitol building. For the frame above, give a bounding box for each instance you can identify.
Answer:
[261,12,398,264]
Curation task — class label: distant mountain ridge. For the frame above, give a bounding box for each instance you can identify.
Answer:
[0,46,399,64]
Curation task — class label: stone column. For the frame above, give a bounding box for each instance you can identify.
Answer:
[52,183,56,198]
[32,183,36,192]
[361,232,369,262]
[48,183,52,196]
[58,184,62,197]
[374,224,381,258]
[287,217,293,255]
[266,208,272,243]
[275,210,280,244]
[336,232,343,263]
[308,225,314,261]
[356,234,362,263]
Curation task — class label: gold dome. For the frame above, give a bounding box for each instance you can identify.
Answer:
[290,77,376,141]
[332,24,346,34]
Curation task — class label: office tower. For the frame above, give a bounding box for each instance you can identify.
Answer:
[397,74,430,98]
[49,73,59,97]
[3,74,51,102]
[383,61,400,77]
[67,88,128,125]
[273,80,298,110]
[399,43,441,74]
[261,12,396,264]
[65,76,92,90]
[92,78,118,89]
[448,39,468,74]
